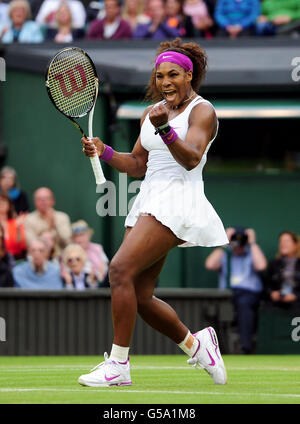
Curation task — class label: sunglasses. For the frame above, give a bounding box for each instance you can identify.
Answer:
[67,257,82,264]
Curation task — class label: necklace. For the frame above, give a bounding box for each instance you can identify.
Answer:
[169,91,197,110]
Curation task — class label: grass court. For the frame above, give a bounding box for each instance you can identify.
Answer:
[0,355,299,404]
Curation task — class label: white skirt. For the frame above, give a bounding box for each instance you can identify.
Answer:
[125,177,229,248]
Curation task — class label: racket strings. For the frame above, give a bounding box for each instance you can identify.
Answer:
[47,48,97,118]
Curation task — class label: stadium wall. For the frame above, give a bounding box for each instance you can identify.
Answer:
[0,288,236,355]
[0,289,298,355]
[2,70,300,288]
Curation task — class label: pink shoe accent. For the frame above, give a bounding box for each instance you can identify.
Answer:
[105,374,121,382]
[206,348,216,366]
[208,327,220,360]
[192,339,200,358]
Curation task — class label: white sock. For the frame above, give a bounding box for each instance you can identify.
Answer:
[178,331,199,358]
[109,344,129,363]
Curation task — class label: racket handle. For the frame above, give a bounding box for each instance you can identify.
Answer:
[90,155,106,185]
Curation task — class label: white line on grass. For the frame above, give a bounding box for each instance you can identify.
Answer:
[0,388,300,398]
[1,366,300,372]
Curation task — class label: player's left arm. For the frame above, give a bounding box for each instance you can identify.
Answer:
[168,103,217,171]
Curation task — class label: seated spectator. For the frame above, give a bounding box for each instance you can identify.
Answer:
[214,0,260,38]
[40,229,60,266]
[205,227,267,354]
[35,0,86,29]
[266,231,300,306]
[13,238,63,289]
[87,0,132,40]
[71,219,109,285]
[61,243,99,290]
[0,0,9,24]
[133,0,180,39]
[0,193,26,259]
[24,187,72,255]
[0,166,29,216]
[0,0,44,43]
[122,0,150,32]
[0,223,15,288]
[165,0,196,38]
[256,0,300,36]
[183,0,214,38]
[45,2,85,42]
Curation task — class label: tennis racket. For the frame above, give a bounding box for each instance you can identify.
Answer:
[45,47,106,185]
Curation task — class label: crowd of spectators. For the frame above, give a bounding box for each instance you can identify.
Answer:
[206,226,300,354]
[0,166,109,290]
[0,165,299,307]
[0,0,300,43]
[0,165,298,355]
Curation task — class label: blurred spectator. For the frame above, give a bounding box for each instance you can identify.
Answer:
[266,231,300,306]
[122,0,150,32]
[71,219,109,285]
[205,227,267,354]
[13,238,63,289]
[87,0,132,39]
[40,229,60,266]
[0,0,44,43]
[0,0,9,24]
[0,166,29,215]
[183,0,214,38]
[86,0,105,24]
[61,243,98,290]
[256,0,300,36]
[0,193,26,259]
[133,0,180,39]
[45,2,85,41]
[165,0,196,38]
[24,187,72,255]
[214,0,260,38]
[0,223,15,288]
[35,0,86,29]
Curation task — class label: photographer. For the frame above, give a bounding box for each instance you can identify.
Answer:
[205,227,267,354]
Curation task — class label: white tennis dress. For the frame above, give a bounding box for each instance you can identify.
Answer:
[124,95,229,248]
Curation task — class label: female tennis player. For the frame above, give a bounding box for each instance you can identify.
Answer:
[79,38,228,387]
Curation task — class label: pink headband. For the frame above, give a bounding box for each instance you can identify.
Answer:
[155,51,193,72]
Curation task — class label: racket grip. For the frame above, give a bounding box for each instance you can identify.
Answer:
[90,155,106,185]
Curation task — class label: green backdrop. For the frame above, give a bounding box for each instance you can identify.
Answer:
[2,70,300,288]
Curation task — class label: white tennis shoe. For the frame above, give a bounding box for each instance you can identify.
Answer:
[78,352,132,387]
[187,327,227,385]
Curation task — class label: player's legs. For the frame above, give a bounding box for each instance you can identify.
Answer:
[78,214,227,386]
[134,256,188,344]
[108,215,185,347]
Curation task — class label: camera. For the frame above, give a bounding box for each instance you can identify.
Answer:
[230,228,248,247]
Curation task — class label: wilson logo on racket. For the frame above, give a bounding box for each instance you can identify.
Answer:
[45,47,106,185]
[54,64,87,98]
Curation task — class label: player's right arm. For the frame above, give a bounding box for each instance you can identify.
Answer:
[81,106,151,178]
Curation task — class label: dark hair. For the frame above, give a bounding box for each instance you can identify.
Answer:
[0,222,5,245]
[166,0,184,16]
[278,231,300,259]
[0,193,15,219]
[145,38,207,103]
[105,0,122,6]
[279,231,299,244]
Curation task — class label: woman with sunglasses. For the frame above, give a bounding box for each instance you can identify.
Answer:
[61,244,98,290]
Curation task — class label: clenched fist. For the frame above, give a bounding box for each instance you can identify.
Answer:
[149,103,169,128]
